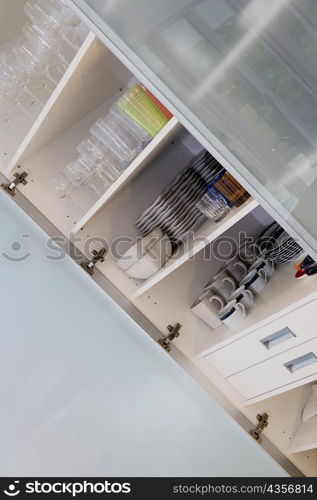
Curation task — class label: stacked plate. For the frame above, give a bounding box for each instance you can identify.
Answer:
[135,151,223,247]
[256,222,304,264]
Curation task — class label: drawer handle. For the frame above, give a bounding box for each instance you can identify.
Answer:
[260,327,296,350]
[284,352,317,373]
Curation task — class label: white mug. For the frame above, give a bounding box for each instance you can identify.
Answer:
[238,241,259,264]
[241,269,267,294]
[250,257,274,279]
[204,268,227,289]
[218,300,247,329]
[205,269,237,302]
[228,285,254,309]
[190,293,225,329]
[225,258,248,282]
[205,275,236,301]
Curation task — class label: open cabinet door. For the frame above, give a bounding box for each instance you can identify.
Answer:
[0,190,287,477]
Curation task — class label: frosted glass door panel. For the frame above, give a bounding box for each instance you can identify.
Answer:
[73,0,317,254]
[0,191,286,476]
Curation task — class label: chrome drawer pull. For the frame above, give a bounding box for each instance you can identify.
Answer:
[260,327,296,350]
[284,352,317,373]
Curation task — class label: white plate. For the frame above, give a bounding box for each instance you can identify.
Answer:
[136,174,204,233]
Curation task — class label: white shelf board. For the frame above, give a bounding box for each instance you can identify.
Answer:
[4,31,96,174]
[133,197,259,299]
[196,261,317,358]
[289,415,317,454]
[71,116,180,235]
[19,93,135,237]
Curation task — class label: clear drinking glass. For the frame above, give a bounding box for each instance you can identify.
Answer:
[63,159,94,187]
[77,134,126,183]
[0,45,40,122]
[109,105,152,147]
[77,135,109,162]
[90,117,140,165]
[116,84,169,137]
[196,187,231,222]
[50,172,72,198]
[0,0,88,128]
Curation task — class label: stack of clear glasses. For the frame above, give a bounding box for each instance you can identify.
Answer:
[0,0,88,125]
[52,84,172,209]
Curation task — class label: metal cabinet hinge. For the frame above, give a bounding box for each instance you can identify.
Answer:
[158,323,182,352]
[80,247,107,276]
[250,413,269,443]
[1,171,28,196]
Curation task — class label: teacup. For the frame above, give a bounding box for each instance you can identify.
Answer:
[228,285,254,309]
[225,258,248,282]
[250,257,274,279]
[205,273,236,301]
[191,292,225,329]
[218,300,247,329]
[240,269,267,294]
[238,241,259,264]
[204,268,228,289]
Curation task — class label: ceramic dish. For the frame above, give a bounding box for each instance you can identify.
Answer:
[126,234,172,279]
[138,171,204,224]
[137,179,206,234]
[117,228,163,271]
[135,153,220,229]
[135,173,200,231]
[135,151,221,245]
[135,167,194,226]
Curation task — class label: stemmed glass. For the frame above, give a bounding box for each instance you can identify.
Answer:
[0,0,88,126]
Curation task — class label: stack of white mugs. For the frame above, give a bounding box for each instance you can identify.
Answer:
[191,242,275,330]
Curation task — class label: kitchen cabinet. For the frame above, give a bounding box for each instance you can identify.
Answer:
[2,0,317,476]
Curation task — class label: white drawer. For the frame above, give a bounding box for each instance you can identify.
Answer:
[227,337,317,401]
[205,299,317,377]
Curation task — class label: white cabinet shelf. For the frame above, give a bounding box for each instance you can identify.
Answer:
[1,31,96,173]
[71,116,180,235]
[289,416,317,454]
[16,36,140,236]
[133,198,259,298]
[196,263,317,359]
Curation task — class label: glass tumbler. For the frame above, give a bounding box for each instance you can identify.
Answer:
[63,159,93,187]
[117,84,169,137]
[90,117,140,165]
[109,105,151,148]
[196,187,231,222]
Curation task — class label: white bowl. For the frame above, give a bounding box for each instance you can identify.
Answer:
[126,252,162,279]
[146,234,172,267]
[117,229,163,271]
[126,234,172,279]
